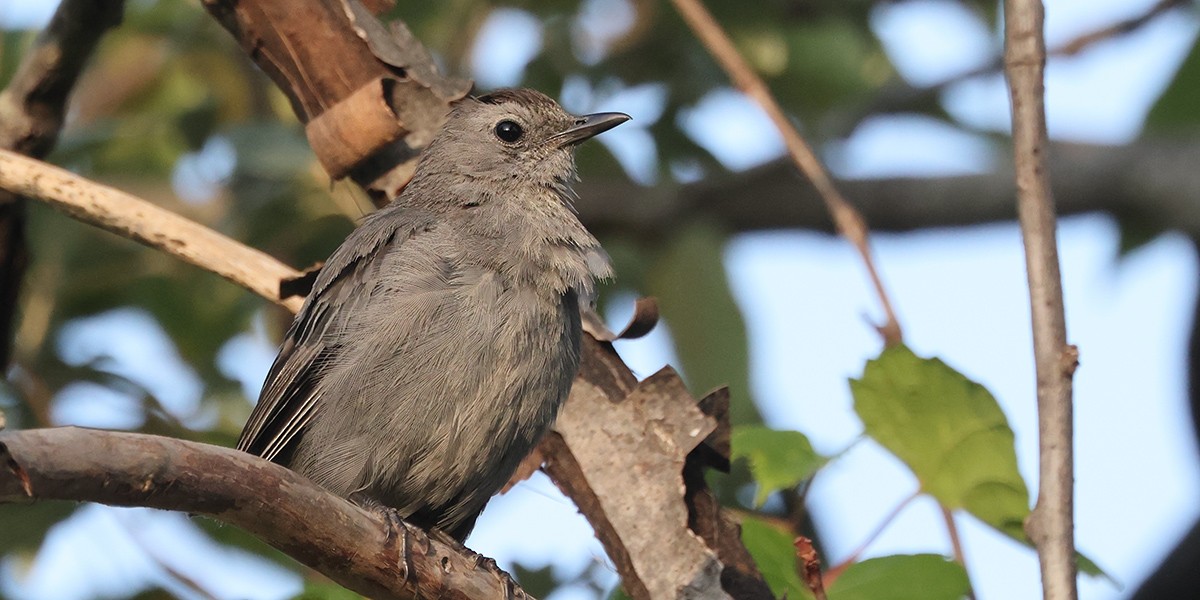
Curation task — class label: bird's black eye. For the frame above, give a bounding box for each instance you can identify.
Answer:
[494,120,523,143]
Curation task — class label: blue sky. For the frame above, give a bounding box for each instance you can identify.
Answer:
[2,1,1199,599]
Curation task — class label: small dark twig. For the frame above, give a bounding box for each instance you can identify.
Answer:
[794,536,829,600]
[937,0,1188,92]
[853,0,1189,135]
[940,505,975,600]
[0,0,126,370]
[1055,0,1187,56]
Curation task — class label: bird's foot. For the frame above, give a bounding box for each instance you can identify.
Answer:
[468,552,523,600]
[370,505,414,586]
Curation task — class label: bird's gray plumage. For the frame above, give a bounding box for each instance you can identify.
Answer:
[237,89,627,541]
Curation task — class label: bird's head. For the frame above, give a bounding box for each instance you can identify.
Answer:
[414,89,629,206]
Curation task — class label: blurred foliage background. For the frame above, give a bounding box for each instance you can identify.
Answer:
[1,0,1198,598]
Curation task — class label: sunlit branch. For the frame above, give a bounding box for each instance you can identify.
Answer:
[0,149,305,314]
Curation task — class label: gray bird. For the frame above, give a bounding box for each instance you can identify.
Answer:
[237,89,628,541]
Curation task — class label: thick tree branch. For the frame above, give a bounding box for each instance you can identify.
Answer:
[0,0,125,368]
[199,0,470,203]
[1004,1,1078,599]
[0,149,304,313]
[0,428,530,600]
[9,135,1200,320]
[574,138,1200,239]
[544,360,733,600]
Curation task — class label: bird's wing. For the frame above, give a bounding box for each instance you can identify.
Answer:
[236,208,434,461]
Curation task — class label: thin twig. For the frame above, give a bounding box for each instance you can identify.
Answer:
[916,0,1187,100]
[1055,0,1186,56]
[940,505,975,600]
[667,0,903,346]
[115,515,222,600]
[0,149,304,314]
[849,0,1189,140]
[7,362,53,427]
[941,504,966,567]
[1003,1,1079,599]
[824,489,919,583]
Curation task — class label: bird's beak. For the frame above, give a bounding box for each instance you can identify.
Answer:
[553,112,631,147]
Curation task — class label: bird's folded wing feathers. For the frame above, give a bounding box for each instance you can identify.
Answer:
[237,208,435,460]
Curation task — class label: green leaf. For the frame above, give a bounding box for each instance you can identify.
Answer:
[732,425,826,506]
[739,516,813,600]
[607,585,634,600]
[127,586,177,600]
[827,554,970,600]
[644,219,760,426]
[0,30,35,89]
[1077,553,1109,580]
[292,581,363,600]
[1113,206,1163,259]
[512,563,559,599]
[194,516,299,570]
[850,345,1029,536]
[774,17,888,118]
[0,501,77,554]
[1146,37,1200,131]
[849,346,1108,578]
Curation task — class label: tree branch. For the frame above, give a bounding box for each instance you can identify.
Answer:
[10,133,1200,325]
[0,3,790,597]
[853,0,1190,133]
[543,359,733,600]
[574,138,1200,239]
[0,427,530,600]
[0,0,124,156]
[1003,1,1078,599]
[0,149,304,313]
[668,0,903,346]
[0,0,125,368]
[198,0,470,204]
[0,149,773,597]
